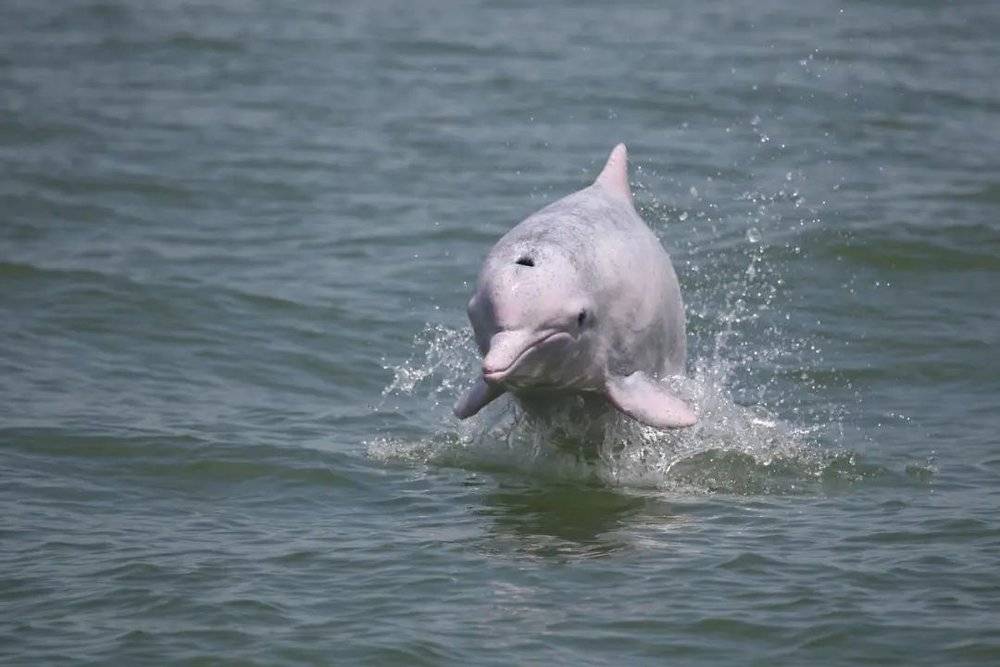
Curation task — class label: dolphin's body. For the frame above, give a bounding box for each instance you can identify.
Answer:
[454,144,697,429]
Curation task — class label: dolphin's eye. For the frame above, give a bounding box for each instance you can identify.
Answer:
[577,310,587,326]
[515,256,534,267]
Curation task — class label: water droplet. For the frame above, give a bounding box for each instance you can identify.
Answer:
[746,228,762,243]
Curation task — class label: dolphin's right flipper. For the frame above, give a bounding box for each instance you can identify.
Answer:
[453,377,506,419]
[604,372,697,429]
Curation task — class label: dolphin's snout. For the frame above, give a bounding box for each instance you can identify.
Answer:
[481,360,505,375]
[482,329,573,383]
[481,360,504,377]
[481,329,540,381]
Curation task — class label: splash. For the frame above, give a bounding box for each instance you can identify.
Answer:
[371,157,877,494]
[370,332,867,494]
[370,296,866,494]
[380,324,477,405]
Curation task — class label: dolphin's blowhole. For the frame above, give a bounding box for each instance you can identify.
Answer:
[515,256,535,267]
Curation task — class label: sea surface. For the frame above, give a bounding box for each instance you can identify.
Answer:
[2,1,999,664]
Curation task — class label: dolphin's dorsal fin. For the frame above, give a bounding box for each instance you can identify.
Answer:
[594,143,633,204]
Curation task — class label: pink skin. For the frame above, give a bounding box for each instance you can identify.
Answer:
[454,144,697,429]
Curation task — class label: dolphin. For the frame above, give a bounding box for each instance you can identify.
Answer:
[454,144,697,429]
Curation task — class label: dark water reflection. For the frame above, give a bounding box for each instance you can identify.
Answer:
[478,482,654,559]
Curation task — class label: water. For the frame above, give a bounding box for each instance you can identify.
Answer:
[2,1,999,664]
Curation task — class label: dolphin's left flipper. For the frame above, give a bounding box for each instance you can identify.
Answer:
[604,372,697,429]
[453,377,506,419]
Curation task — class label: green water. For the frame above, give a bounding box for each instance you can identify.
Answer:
[2,1,999,664]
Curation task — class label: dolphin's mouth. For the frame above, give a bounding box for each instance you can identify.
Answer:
[482,330,572,383]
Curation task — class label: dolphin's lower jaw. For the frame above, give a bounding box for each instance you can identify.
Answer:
[481,330,574,384]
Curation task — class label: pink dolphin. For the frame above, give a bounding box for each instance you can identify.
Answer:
[455,144,697,429]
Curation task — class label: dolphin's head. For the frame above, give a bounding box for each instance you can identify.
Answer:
[467,245,599,390]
